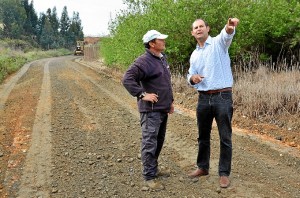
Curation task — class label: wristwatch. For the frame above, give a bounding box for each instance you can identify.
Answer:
[139,92,146,99]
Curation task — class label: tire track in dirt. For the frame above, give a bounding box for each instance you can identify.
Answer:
[2,57,298,197]
[16,60,52,198]
[0,61,36,110]
[70,63,198,169]
[78,59,300,161]
[75,66,139,118]
[75,58,300,197]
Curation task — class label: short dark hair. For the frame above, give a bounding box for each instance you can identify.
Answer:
[144,39,156,49]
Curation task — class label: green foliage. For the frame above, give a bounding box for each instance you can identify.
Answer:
[0,0,26,39]
[0,0,84,50]
[39,16,56,49]
[0,39,71,83]
[101,0,300,74]
[1,38,34,51]
[60,6,71,40]
[22,0,38,36]
[0,52,27,82]
[67,12,84,47]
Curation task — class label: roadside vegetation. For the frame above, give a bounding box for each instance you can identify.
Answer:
[101,0,300,133]
[0,0,84,50]
[0,39,71,83]
[0,0,84,83]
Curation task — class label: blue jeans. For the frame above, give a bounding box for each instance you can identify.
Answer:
[140,112,168,181]
[196,91,233,176]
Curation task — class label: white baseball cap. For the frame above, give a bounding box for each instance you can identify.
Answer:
[142,30,168,43]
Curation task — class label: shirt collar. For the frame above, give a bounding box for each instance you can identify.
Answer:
[196,36,212,49]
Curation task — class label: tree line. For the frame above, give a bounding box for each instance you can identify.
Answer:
[0,0,84,50]
[101,0,300,74]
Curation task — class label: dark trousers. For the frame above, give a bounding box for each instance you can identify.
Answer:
[140,112,168,181]
[196,91,233,176]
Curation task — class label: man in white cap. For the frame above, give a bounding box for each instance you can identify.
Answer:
[122,30,174,190]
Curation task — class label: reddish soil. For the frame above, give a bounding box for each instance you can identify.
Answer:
[0,56,299,197]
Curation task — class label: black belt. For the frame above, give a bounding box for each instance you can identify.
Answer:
[198,87,232,94]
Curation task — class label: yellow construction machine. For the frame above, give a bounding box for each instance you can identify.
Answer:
[74,40,84,55]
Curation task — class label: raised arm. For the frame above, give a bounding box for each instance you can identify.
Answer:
[225,18,239,35]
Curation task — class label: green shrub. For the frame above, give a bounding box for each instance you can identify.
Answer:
[101,0,300,74]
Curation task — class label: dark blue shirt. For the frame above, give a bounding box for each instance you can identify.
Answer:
[122,49,173,113]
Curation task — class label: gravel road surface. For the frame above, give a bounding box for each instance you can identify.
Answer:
[0,56,299,198]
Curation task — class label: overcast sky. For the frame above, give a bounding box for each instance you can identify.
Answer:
[33,0,127,36]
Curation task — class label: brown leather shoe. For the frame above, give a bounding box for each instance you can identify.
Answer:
[145,179,165,190]
[219,176,230,188]
[188,168,209,178]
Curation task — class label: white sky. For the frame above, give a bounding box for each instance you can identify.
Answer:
[33,0,127,36]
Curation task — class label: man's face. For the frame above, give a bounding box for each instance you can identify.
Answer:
[150,39,166,52]
[191,20,209,41]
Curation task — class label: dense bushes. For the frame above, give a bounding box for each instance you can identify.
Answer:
[101,0,300,74]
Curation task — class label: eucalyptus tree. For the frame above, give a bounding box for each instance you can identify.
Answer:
[63,11,83,49]
[35,8,56,49]
[46,7,60,48]
[69,12,84,40]
[39,16,55,49]
[0,0,26,39]
[22,0,38,38]
[59,6,70,48]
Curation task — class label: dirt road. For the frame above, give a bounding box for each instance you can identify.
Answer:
[0,56,299,198]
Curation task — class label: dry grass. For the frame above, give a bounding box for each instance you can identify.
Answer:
[235,67,299,114]
[234,66,300,129]
[171,66,300,131]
